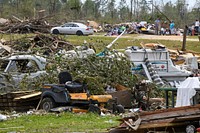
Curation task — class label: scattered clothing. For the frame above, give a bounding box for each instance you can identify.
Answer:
[175,77,200,107]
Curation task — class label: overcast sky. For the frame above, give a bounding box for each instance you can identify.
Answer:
[153,0,195,8]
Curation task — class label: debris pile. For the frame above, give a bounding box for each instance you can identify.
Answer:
[0,16,52,34]
[0,35,139,95]
[55,54,138,95]
[0,33,73,57]
[168,49,200,75]
[0,91,40,111]
[110,104,200,133]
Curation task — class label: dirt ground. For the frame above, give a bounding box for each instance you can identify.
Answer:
[135,34,199,42]
[97,34,199,42]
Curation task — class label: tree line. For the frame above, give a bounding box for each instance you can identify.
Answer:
[0,0,199,28]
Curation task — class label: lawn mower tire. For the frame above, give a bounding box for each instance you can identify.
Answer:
[40,97,56,112]
[88,104,101,115]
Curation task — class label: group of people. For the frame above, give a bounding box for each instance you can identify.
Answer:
[189,19,200,36]
[104,19,200,36]
[155,18,200,36]
[105,24,128,36]
[154,18,176,35]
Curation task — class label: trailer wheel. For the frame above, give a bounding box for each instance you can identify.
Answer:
[88,104,101,115]
[41,97,56,112]
[186,125,196,133]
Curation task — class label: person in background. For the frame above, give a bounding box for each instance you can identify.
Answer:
[195,19,199,34]
[118,25,126,35]
[160,21,168,35]
[160,27,165,35]
[113,26,119,35]
[169,21,175,35]
[192,24,195,36]
[155,18,161,35]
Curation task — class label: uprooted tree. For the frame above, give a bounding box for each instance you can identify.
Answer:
[19,53,140,95]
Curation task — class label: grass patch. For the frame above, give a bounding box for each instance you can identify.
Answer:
[64,34,200,52]
[0,112,120,132]
[0,33,34,41]
[1,33,199,53]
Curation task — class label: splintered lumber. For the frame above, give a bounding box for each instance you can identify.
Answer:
[139,105,200,123]
[0,42,13,53]
[112,104,200,132]
[14,91,42,100]
[12,15,23,22]
[0,91,40,111]
[0,16,52,34]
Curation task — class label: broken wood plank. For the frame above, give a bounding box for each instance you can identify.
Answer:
[115,104,200,132]
[14,91,42,100]
[0,42,14,53]
[139,121,186,129]
[12,15,23,22]
[123,117,141,130]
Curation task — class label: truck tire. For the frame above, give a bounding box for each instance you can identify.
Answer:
[88,104,101,115]
[41,97,56,112]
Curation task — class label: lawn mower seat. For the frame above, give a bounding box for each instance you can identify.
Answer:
[58,71,85,93]
[58,71,72,84]
[65,81,85,93]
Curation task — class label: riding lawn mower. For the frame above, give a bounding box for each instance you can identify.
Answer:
[40,71,125,114]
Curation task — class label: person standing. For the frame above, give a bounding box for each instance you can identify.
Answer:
[170,21,175,35]
[191,24,195,36]
[195,19,199,33]
[155,18,161,35]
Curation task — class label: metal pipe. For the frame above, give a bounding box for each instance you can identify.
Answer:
[106,29,126,49]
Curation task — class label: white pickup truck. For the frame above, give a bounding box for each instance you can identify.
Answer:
[0,55,46,91]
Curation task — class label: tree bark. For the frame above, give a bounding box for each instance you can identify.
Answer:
[182,25,188,51]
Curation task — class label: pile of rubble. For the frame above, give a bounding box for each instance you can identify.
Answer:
[0,16,52,34]
[0,33,73,57]
[110,104,200,133]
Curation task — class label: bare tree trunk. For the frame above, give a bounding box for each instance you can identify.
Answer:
[130,0,133,21]
[17,0,19,15]
[136,0,139,20]
[0,3,3,17]
[133,0,135,18]
[151,0,153,20]
[182,25,188,51]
